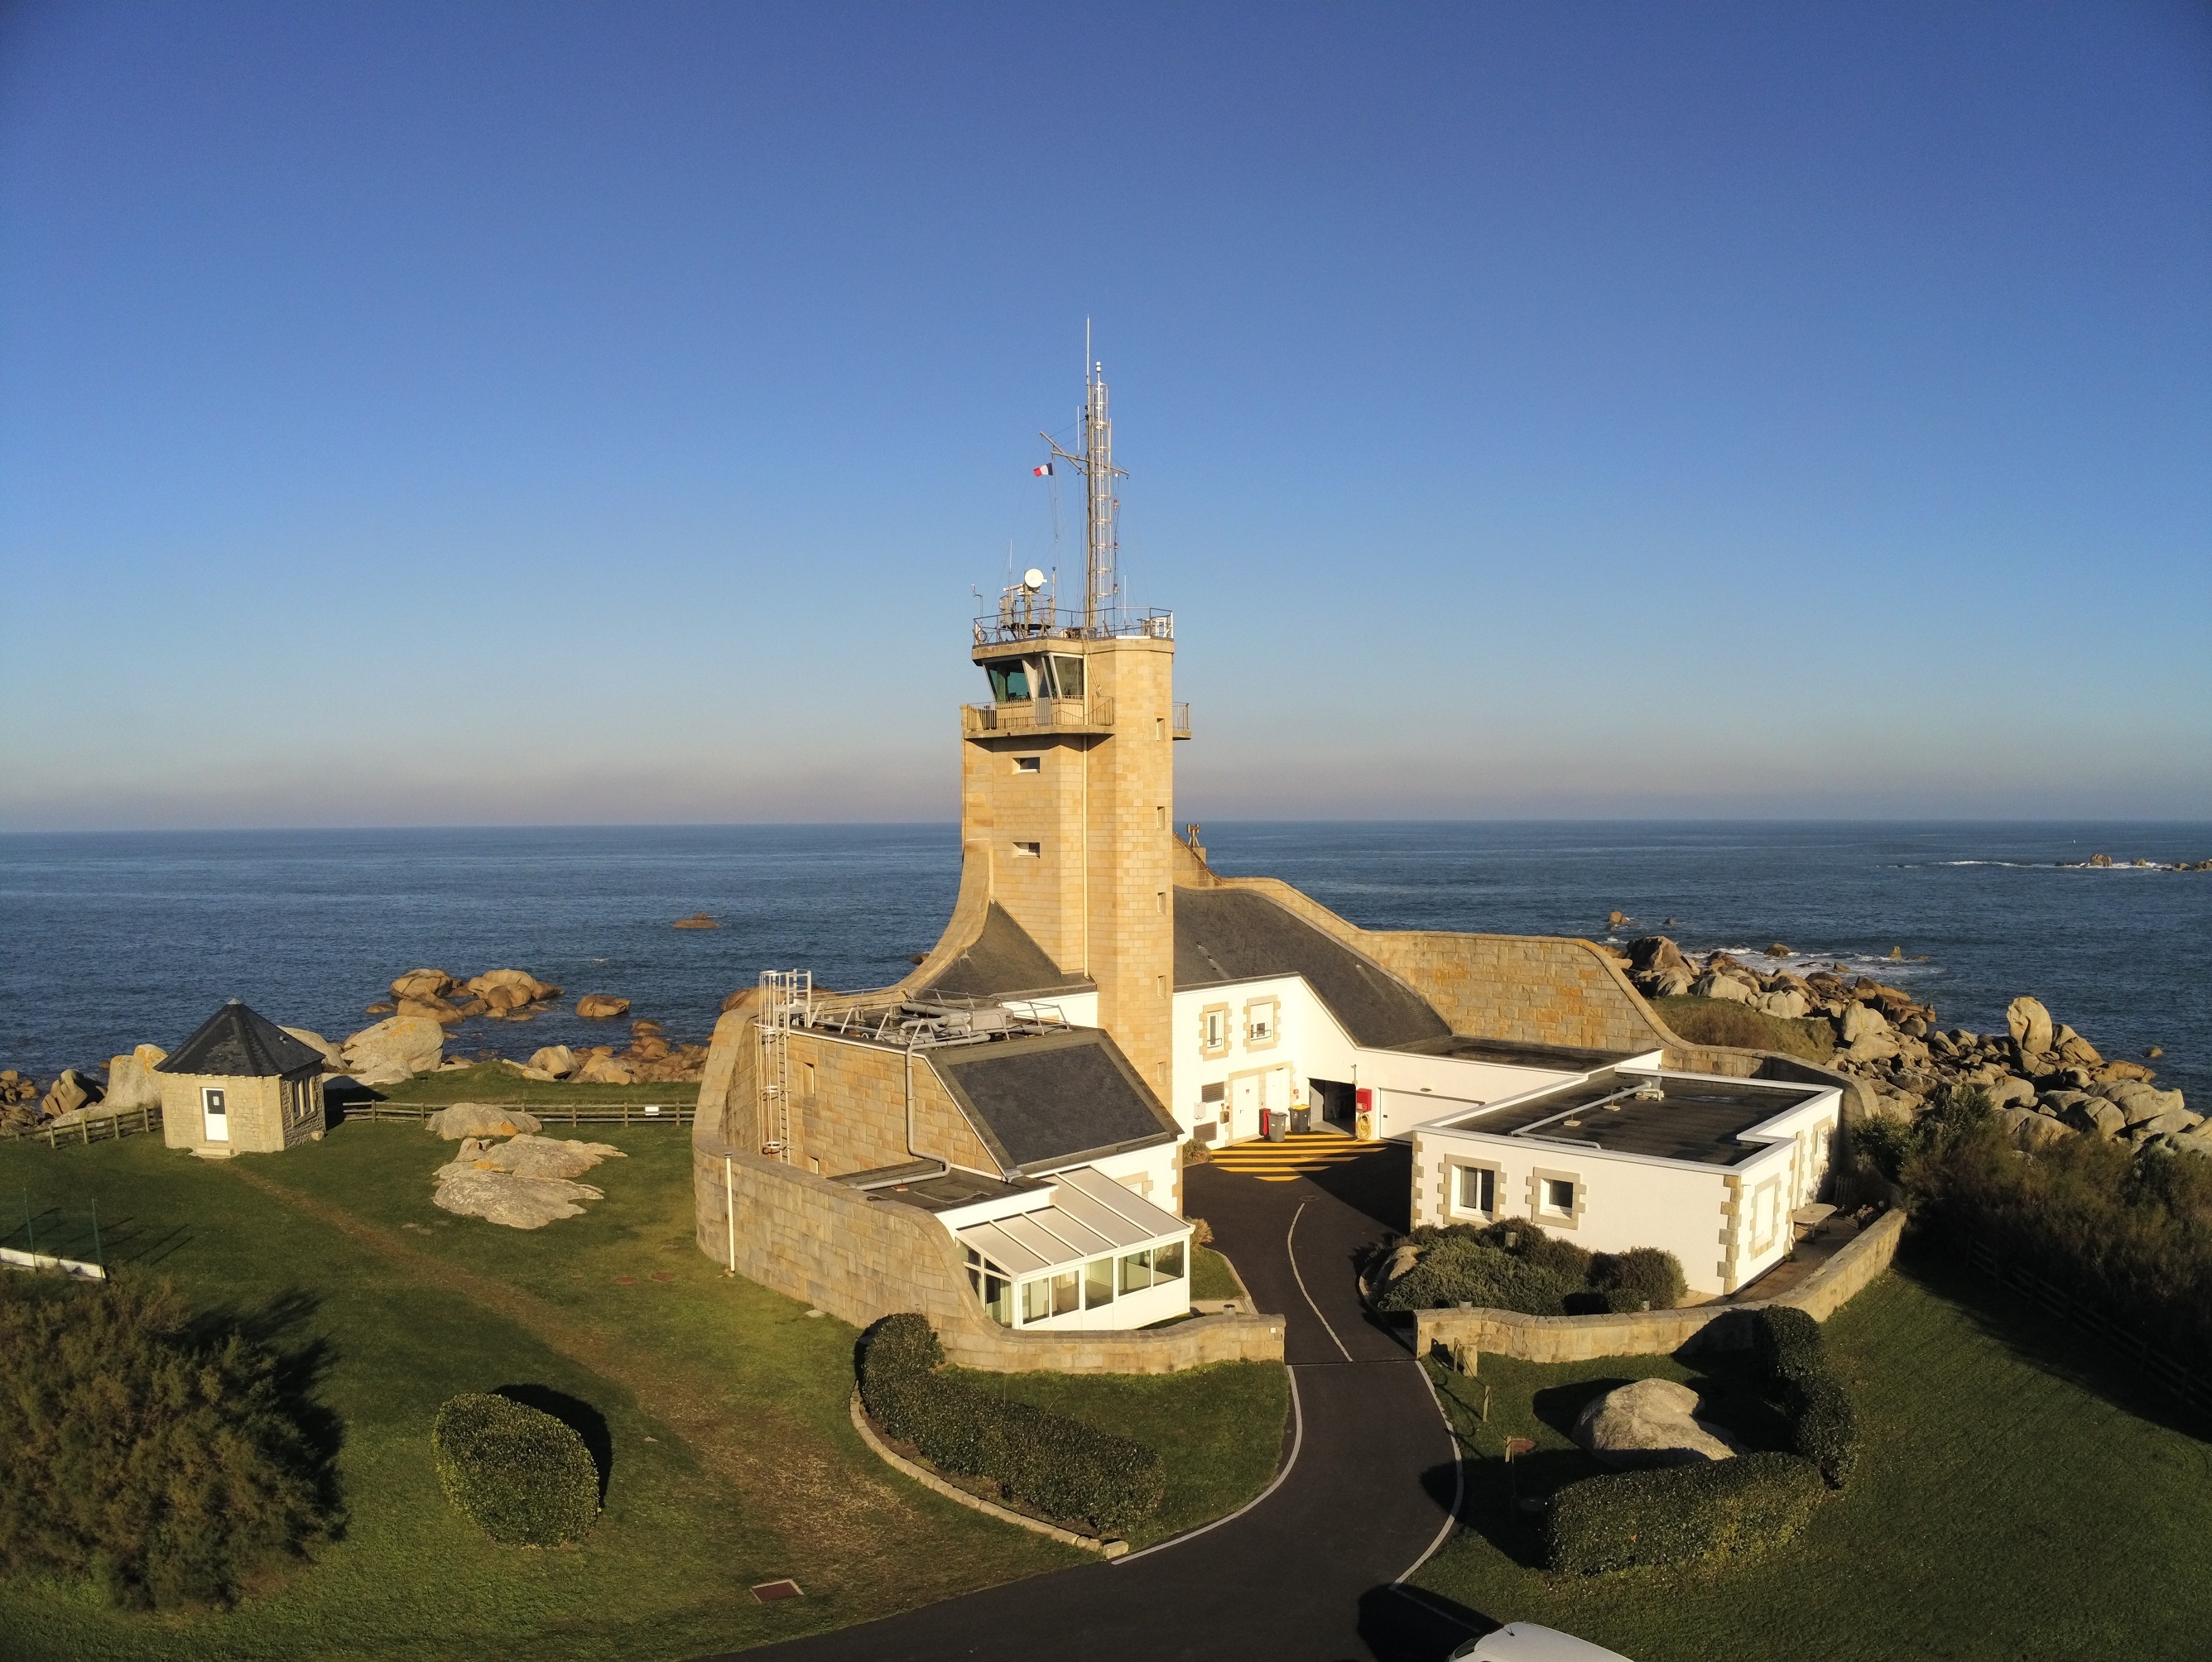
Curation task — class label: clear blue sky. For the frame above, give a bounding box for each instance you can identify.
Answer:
[3,1,2207,829]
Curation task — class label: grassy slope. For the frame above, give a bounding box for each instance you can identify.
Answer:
[1649,994,1837,1063]
[1190,1244,1245,1301]
[0,1122,1282,1660]
[1416,1261,2212,1660]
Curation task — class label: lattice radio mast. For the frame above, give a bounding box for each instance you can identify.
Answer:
[1042,320,1128,633]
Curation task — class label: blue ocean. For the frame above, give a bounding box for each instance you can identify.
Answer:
[2,822,2206,1107]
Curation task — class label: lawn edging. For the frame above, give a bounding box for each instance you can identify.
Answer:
[848,1390,1128,1559]
[1412,1208,1905,1363]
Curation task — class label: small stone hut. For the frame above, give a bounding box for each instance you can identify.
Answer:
[157,999,329,1157]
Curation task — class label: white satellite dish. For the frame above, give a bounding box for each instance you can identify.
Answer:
[1022,568,1046,591]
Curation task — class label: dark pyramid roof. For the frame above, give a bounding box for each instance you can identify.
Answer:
[156,999,327,1078]
[931,1028,1177,1174]
[1174,886,1450,1050]
[925,902,1094,1001]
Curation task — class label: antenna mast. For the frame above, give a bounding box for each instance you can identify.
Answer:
[1042,320,1127,634]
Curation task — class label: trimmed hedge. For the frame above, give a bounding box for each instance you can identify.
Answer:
[858,1315,1165,1536]
[0,1275,334,1609]
[1783,1373,1859,1490]
[1751,1305,1859,1490]
[1543,1452,1826,1573]
[1753,1305,1826,1389]
[1374,1239,1577,1315]
[433,1394,599,1546]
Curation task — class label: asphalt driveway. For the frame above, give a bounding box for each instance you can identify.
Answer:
[728,1143,1481,1662]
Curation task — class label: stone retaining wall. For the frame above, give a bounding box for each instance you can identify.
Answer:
[695,1139,1283,1373]
[1411,1208,1906,1363]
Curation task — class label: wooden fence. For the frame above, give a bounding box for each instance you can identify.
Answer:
[1963,1236,2210,1418]
[41,1104,162,1149]
[339,1100,695,1127]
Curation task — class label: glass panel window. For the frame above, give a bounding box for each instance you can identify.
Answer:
[1022,1278,1051,1324]
[987,661,1033,704]
[1118,1248,1152,1295]
[1247,1001,1277,1044]
[1152,1240,1186,1281]
[1051,1269,1081,1317]
[1084,1259,1115,1309]
[1457,1166,1494,1216]
[1049,655,1084,699]
[1543,1179,1575,1216]
[1204,1011,1224,1050]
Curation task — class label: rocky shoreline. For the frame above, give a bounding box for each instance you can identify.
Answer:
[1622,935,2201,1158]
[1,965,710,1138]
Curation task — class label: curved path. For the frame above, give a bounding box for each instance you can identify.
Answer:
[731,1145,1479,1662]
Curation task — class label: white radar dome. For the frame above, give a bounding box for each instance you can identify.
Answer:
[1022,568,1046,590]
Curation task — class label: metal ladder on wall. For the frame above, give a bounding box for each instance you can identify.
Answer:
[755,969,811,1162]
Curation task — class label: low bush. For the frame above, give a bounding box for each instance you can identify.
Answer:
[0,1275,334,1609]
[1784,1373,1859,1490]
[1373,1239,1577,1315]
[1589,1246,1689,1312]
[858,1314,1166,1536]
[1648,995,1837,1063]
[432,1394,599,1546]
[1542,1451,1826,1573]
[1752,1305,1826,1389]
[1377,1223,1687,1316]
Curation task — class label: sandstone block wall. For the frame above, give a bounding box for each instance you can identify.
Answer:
[694,1138,1282,1373]
[1411,1207,1905,1362]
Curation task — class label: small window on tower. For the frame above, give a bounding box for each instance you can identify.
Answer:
[1012,841,1041,858]
[1014,756,1041,774]
[1156,805,1166,829]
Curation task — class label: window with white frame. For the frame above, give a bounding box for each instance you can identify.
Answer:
[1455,1165,1496,1218]
[1200,1005,1229,1057]
[1013,755,1041,774]
[1012,840,1041,858]
[1245,998,1278,1048]
[1541,1177,1576,1218]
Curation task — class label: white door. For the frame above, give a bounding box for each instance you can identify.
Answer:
[1229,1074,1259,1141]
[1264,1067,1292,1126]
[203,1086,229,1143]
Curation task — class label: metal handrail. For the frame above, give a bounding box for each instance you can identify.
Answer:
[962,696,1116,734]
[972,606,1173,645]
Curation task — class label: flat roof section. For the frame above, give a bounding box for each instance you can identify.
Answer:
[1440,1069,1828,1168]
[1390,1034,1650,1070]
[849,1168,1046,1214]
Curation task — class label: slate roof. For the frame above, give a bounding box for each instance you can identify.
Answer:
[925,902,1093,1001]
[1174,887,1450,1050]
[931,1028,1178,1174]
[156,1000,327,1078]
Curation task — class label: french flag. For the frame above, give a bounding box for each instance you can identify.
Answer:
[1032,463,1053,477]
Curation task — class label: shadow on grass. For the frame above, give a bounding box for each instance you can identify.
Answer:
[1357,1580,1493,1660]
[1897,1247,2210,1444]
[496,1384,615,1502]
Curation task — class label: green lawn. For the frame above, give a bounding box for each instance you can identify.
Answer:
[0,1121,1284,1660]
[1416,1260,2212,1660]
[1191,1244,1245,1302]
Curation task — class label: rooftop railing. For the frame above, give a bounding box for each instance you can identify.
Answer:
[961,696,1115,736]
[972,605,1174,646]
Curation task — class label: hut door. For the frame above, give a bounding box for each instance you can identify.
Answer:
[202,1086,229,1142]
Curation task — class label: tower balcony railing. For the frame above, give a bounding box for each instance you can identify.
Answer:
[961,695,1117,737]
[1171,702,1191,737]
[972,605,1174,646]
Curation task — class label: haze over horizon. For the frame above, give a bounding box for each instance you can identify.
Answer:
[3,2,2207,832]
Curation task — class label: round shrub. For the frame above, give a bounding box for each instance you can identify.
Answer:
[433,1394,599,1545]
[1543,1452,1826,1573]
[1752,1306,1827,1390]
[1374,1239,1577,1314]
[1589,1246,1689,1312]
[0,1275,334,1609]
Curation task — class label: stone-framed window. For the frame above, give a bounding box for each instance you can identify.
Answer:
[1527,1167,1584,1230]
[1243,997,1279,1051]
[1450,1160,1500,1221]
[1200,1002,1230,1059]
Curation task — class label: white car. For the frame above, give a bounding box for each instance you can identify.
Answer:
[1450,1622,1634,1661]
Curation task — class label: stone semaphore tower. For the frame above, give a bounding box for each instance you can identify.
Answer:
[955,356,1187,1101]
